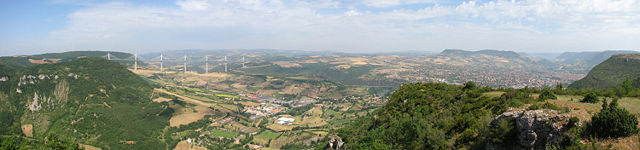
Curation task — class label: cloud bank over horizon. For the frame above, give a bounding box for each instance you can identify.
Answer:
[1,0,640,55]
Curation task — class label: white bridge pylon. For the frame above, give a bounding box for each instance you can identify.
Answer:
[122,53,247,74]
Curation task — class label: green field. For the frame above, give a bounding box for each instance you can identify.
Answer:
[255,130,281,141]
[211,130,236,138]
[553,95,640,114]
[215,94,239,99]
[482,91,505,98]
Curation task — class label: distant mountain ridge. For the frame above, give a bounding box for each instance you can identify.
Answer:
[569,54,640,89]
[440,49,521,58]
[0,51,133,69]
[519,52,562,60]
[434,49,556,68]
[556,50,638,65]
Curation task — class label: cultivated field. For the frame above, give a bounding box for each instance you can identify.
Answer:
[173,140,207,150]
[170,105,212,127]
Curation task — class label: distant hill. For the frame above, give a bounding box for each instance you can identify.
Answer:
[434,49,556,68]
[440,49,521,58]
[0,57,169,149]
[519,52,562,60]
[569,54,640,89]
[0,51,133,69]
[556,50,638,66]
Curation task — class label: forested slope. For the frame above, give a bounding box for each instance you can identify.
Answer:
[570,54,640,90]
[0,57,170,149]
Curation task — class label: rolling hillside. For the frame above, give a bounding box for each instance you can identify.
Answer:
[0,51,134,69]
[0,57,170,149]
[569,54,640,89]
[556,50,638,65]
[433,49,557,68]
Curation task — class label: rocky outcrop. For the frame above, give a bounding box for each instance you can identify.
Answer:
[487,109,571,150]
[326,136,344,150]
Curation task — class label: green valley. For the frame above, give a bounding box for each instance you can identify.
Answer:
[2,50,640,150]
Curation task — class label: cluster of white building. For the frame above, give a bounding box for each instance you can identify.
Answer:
[276,117,295,125]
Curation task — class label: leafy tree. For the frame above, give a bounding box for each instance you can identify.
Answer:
[463,81,476,90]
[488,119,517,146]
[584,98,639,138]
[538,88,557,101]
[623,77,634,94]
[581,92,599,103]
[338,83,508,149]
[500,89,531,101]
[555,83,566,94]
[633,77,640,89]
[0,136,20,150]
[614,86,626,98]
[44,134,81,150]
[0,134,81,150]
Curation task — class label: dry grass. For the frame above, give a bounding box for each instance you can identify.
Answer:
[170,105,212,127]
[618,97,640,114]
[79,144,102,150]
[311,131,329,135]
[482,91,505,98]
[281,84,305,95]
[170,111,206,127]
[236,101,261,107]
[299,60,319,63]
[173,140,207,150]
[339,57,369,65]
[28,59,50,64]
[153,97,172,102]
[216,104,238,112]
[231,83,247,89]
[155,88,217,127]
[199,72,230,78]
[332,65,351,70]
[269,132,313,148]
[549,95,640,148]
[130,69,162,77]
[154,88,214,107]
[300,116,326,127]
[21,124,33,137]
[595,134,640,149]
[252,138,269,146]
[272,61,302,68]
[267,124,294,132]
[550,95,640,121]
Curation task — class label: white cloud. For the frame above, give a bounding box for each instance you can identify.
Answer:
[362,0,437,8]
[176,0,211,11]
[13,0,640,53]
[363,0,401,8]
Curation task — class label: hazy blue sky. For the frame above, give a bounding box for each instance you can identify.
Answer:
[1,0,639,56]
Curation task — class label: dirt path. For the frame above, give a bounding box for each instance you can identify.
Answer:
[154,88,215,127]
[154,88,214,107]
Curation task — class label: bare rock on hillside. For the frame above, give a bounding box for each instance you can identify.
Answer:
[326,135,344,150]
[487,109,571,150]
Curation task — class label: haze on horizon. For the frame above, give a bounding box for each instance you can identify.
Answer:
[1,0,640,56]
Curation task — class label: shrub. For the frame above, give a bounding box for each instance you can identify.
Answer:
[584,98,639,138]
[557,127,582,149]
[538,89,557,101]
[463,81,476,90]
[527,102,569,113]
[567,117,579,128]
[581,92,599,103]
[488,119,517,146]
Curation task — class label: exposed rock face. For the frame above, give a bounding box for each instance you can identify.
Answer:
[487,109,570,150]
[326,136,344,150]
